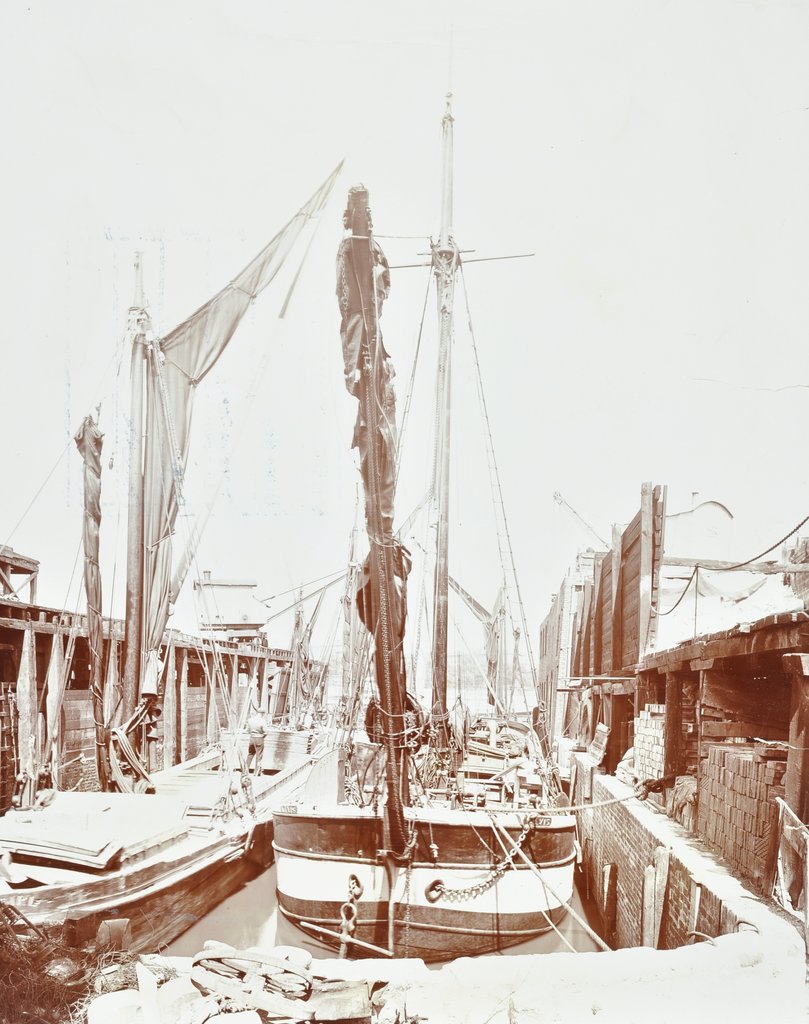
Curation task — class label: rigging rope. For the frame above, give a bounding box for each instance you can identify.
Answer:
[2,322,133,551]
[395,268,433,486]
[1,437,74,550]
[487,818,578,953]
[488,815,610,952]
[260,567,347,604]
[651,511,809,619]
[459,266,541,721]
[713,511,809,571]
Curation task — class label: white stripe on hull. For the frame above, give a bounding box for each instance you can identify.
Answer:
[275,848,574,916]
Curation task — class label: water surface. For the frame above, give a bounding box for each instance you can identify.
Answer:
[166,863,603,959]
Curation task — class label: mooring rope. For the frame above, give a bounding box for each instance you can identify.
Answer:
[487,817,578,954]
[483,786,646,817]
[488,815,611,953]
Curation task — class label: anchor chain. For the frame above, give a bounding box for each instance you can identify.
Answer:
[338,873,364,958]
[425,815,537,904]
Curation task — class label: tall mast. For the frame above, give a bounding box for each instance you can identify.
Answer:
[122,254,148,720]
[341,488,361,708]
[430,94,460,748]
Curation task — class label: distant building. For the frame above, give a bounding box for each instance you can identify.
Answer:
[193,571,266,642]
[538,549,599,741]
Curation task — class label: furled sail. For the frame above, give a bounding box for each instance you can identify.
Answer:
[74,414,110,788]
[337,197,410,670]
[356,542,411,680]
[337,235,396,534]
[138,165,343,697]
[338,185,411,851]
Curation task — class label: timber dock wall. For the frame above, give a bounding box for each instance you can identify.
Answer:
[0,596,291,807]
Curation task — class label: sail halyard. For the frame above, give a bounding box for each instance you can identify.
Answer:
[430,94,460,751]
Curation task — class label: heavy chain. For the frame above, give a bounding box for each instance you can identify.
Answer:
[424,815,536,904]
[338,873,364,958]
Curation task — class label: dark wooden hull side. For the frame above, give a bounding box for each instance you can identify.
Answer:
[277,892,569,961]
[7,819,275,953]
[274,811,573,865]
[103,846,267,951]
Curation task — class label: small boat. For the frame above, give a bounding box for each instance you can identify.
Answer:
[0,750,316,950]
[273,99,575,962]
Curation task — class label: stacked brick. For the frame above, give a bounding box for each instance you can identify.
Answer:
[696,742,786,889]
[61,692,100,791]
[0,683,15,813]
[634,703,666,781]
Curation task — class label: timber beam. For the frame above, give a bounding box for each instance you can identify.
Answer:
[641,611,809,674]
[782,653,809,825]
[780,653,809,900]
[663,556,809,573]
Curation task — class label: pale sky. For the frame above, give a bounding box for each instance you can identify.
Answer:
[2,1,809,672]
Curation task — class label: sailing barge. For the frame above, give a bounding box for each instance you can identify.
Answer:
[273,102,576,962]
[0,166,343,950]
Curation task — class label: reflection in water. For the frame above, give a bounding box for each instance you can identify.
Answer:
[166,864,603,959]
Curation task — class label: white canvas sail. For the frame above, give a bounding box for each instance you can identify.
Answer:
[137,165,343,697]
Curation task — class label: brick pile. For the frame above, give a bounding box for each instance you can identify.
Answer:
[634,703,665,781]
[696,742,786,889]
[0,683,15,813]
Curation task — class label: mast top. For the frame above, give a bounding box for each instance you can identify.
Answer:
[439,95,455,248]
[344,184,371,235]
[132,251,144,309]
[128,252,152,340]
